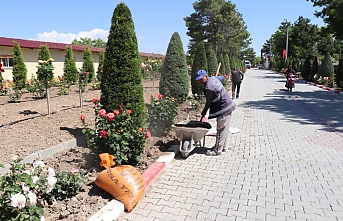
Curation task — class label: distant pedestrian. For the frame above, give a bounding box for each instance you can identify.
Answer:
[231,67,244,99]
[195,70,236,156]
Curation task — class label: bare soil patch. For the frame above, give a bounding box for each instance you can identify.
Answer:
[0,80,201,220]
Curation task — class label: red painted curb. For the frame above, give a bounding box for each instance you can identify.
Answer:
[142,162,166,188]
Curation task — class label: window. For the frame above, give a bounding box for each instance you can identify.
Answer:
[0,57,14,67]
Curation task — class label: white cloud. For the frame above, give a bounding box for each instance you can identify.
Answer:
[32,28,110,44]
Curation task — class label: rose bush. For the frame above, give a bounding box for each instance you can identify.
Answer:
[81,99,150,165]
[147,93,178,136]
[0,157,84,221]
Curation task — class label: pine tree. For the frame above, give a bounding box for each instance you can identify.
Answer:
[12,42,27,89]
[191,42,207,95]
[310,56,319,80]
[159,32,189,102]
[36,45,53,82]
[218,54,225,75]
[301,57,311,80]
[206,46,218,76]
[318,52,334,77]
[224,54,231,74]
[82,46,95,83]
[96,50,105,81]
[63,46,78,83]
[100,2,146,128]
[336,55,343,87]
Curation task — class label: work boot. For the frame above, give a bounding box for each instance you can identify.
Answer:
[205,150,221,156]
[236,94,239,99]
[232,92,235,100]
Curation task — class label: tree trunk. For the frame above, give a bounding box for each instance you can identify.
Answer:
[79,77,83,107]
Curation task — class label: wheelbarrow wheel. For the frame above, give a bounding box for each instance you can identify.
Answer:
[181,141,191,157]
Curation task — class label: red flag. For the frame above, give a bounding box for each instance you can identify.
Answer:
[282,49,286,59]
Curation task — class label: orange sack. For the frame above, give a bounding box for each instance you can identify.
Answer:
[95,165,146,211]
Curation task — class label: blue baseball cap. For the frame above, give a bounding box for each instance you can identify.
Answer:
[195,70,207,81]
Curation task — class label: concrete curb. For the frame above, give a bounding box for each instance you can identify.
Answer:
[0,137,85,176]
[88,144,180,221]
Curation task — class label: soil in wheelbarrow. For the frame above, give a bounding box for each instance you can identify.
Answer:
[174,120,212,129]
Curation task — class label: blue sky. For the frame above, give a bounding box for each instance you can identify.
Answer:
[3,0,324,55]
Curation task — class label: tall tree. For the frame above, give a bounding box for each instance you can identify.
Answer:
[290,16,319,57]
[100,2,146,128]
[206,46,218,76]
[36,45,52,81]
[224,54,231,74]
[307,0,343,40]
[159,32,189,103]
[184,0,250,57]
[317,30,335,55]
[191,42,207,95]
[336,55,343,87]
[72,37,107,48]
[63,46,78,83]
[82,46,95,83]
[12,42,27,89]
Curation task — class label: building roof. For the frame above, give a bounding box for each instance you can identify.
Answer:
[0,36,164,58]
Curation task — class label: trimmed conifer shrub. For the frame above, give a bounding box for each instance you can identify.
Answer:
[310,56,319,80]
[206,46,218,76]
[301,57,311,80]
[224,54,231,74]
[82,46,95,83]
[336,56,343,88]
[36,45,53,82]
[318,52,334,77]
[12,42,27,89]
[159,32,189,103]
[63,46,78,84]
[100,2,146,128]
[191,42,207,95]
[96,50,105,81]
[218,54,225,75]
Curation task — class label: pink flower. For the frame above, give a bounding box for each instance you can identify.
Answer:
[113,110,120,115]
[126,109,132,115]
[158,94,163,99]
[92,98,99,104]
[70,168,79,173]
[145,131,151,138]
[100,129,108,138]
[138,127,143,132]
[106,113,115,122]
[98,109,106,117]
[84,71,87,75]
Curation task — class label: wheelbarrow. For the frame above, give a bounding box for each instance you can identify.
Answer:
[172,120,212,157]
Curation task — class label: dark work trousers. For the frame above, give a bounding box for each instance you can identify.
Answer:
[232,82,241,98]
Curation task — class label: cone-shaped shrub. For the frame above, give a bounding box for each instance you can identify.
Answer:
[100,3,146,130]
[318,52,334,77]
[37,45,53,82]
[82,46,95,83]
[336,55,343,88]
[301,57,311,79]
[206,46,218,76]
[191,42,207,95]
[63,46,78,84]
[310,57,319,80]
[12,42,27,89]
[159,32,189,103]
[218,54,225,75]
[96,50,105,81]
[224,54,231,75]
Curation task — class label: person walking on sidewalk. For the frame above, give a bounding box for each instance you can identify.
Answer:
[231,67,244,99]
[195,70,236,156]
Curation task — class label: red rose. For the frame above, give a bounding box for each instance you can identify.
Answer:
[80,114,85,121]
[100,129,108,138]
[113,110,119,115]
[157,94,163,99]
[116,129,121,133]
[126,109,132,115]
[138,127,143,132]
[98,109,106,117]
[106,113,115,122]
[92,98,99,104]
[145,131,151,138]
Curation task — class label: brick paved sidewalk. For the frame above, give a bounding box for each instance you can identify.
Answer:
[119,68,343,221]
